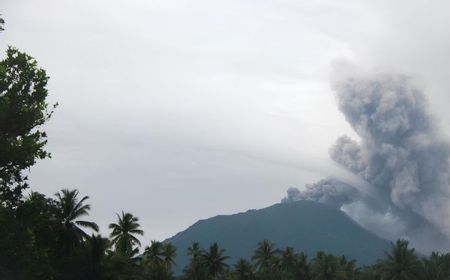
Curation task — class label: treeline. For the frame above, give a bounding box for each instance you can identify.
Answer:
[2,188,450,279]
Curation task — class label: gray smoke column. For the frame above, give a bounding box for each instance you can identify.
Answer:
[284,74,450,252]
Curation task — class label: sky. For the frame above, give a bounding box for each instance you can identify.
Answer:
[2,0,450,247]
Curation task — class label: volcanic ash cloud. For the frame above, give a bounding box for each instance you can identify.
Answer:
[283,74,450,253]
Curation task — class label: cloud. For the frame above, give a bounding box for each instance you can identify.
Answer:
[283,73,450,253]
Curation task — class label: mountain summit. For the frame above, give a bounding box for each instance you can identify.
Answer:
[166,200,391,273]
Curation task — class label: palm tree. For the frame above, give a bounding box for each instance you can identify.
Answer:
[293,252,310,279]
[379,239,422,280]
[109,211,144,257]
[144,240,164,266]
[202,242,229,280]
[162,242,177,272]
[310,251,340,280]
[339,255,360,280]
[423,252,450,280]
[233,258,255,280]
[82,234,110,280]
[54,188,99,255]
[184,242,206,280]
[143,240,165,279]
[251,240,277,272]
[280,247,297,273]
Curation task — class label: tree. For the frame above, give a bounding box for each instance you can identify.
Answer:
[81,234,110,280]
[0,191,59,279]
[310,251,341,280]
[280,247,297,274]
[202,243,230,280]
[0,15,4,31]
[0,47,56,208]
[55,188,99,256]
[252,240,277,272]
[293,252,310,280]
[142,241,176,280]
[338,256,359,280]
[162,242,177,273]
[233,258,255,280]
[379,239,422,280]
[109,211,144,257]
[183,242,206,280]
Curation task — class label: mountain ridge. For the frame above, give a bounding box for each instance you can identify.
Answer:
[165,200,391,274]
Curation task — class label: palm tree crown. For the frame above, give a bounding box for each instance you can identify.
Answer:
[252,240,277,271]
[202,242,229,280]
[380,239,422,280]
[109,211,144,257]
[55,188,99,255]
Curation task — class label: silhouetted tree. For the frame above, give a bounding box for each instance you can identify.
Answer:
[379,239,422,280]
[252,240,278,272]
[109,211,144,257]
[183,242,206,280]
[202,243,230,280]
[0,47,56,207]
[233,258,255,280]
[55,188,99,256]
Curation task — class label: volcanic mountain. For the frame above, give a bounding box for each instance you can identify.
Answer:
[165,200,391,273]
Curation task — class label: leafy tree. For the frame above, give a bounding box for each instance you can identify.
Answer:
[379,239,422,280]
[109,211,144,257]
[202,242,230,280]
[55,188,99,256]
[0,47,56,208]
[0,15,4,31]
[0,193,59,279]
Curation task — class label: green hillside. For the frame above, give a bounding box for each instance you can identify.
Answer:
[166,200,391,274]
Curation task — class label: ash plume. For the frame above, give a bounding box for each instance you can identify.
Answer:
[284,74,450,253]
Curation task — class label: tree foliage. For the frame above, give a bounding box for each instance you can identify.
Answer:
[0,47,56,207]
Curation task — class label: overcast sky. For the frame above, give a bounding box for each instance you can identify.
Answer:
[2,0,450,245]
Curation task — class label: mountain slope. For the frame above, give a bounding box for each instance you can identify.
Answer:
[166,200,391,273]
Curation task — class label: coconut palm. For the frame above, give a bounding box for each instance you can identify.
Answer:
[339,255,360,280]
[162,242,177,272]
[293,252,310,279]
[202,242,229,280]
[109,211,143,257]
[233,258,255,280]
[143,240,166,280]
[82,234,110,280]
[310,251,340,280]
[252,240,277,272]
[280,247,297,273]
[144,240,164,266]
[379,239,422,280]
[184,242,206,280]
[54,188,99,255]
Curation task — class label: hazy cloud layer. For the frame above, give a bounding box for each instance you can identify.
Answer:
[284,74,450,252]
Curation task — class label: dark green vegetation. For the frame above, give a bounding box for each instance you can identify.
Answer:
[167,201,391,273]
[3,14,450,280]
